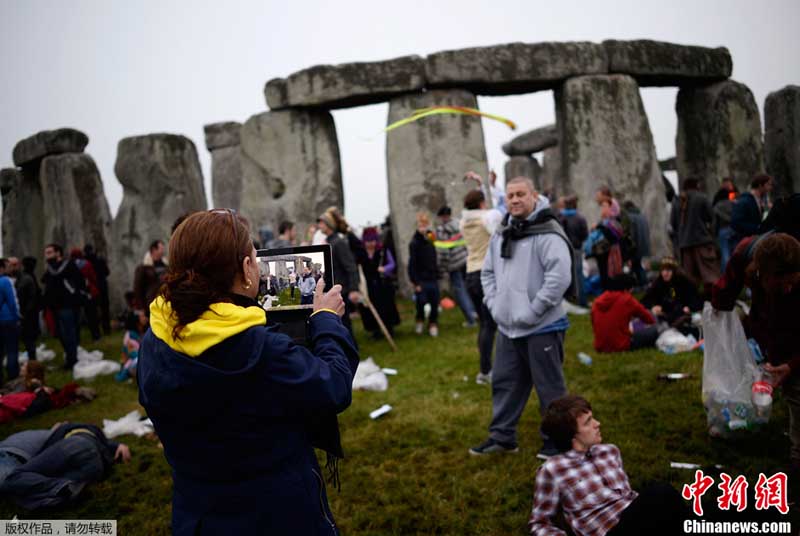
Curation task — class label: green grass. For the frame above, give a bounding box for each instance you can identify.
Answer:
[0,302,795,534]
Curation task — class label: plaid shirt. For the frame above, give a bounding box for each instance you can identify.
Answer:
[529,444,637,536]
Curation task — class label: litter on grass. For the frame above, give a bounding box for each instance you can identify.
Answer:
[103,410,154,439]
[352,357,389,392]
[369,404,392,420]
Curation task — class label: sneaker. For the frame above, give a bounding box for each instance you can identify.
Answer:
[415,322,424,335]
[475,371,492,385]
[462,321,477,328]
[469,437,519,455]
[429,324,439,337]
[536,444,560,461]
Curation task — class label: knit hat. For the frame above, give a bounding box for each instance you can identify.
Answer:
[362,226,380,243]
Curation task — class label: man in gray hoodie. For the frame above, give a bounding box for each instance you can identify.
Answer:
[469,176,572,458]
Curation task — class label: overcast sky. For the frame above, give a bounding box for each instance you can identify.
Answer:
[1,0,798,231]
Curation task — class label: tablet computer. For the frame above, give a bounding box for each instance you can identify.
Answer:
[255,244,333,345]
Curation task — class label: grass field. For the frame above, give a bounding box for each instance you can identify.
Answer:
[0,300,795,534]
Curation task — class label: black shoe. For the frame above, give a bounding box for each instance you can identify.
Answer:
[469,438,519,455]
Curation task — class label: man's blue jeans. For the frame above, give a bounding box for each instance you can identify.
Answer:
[449,269,477,324]
[0,321,20,382]
[55,309,79,369]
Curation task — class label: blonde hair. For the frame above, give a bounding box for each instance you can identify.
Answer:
[415,211,430,228]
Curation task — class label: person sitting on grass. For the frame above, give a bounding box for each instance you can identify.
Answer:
[530,395,688,535]
[590,274,659,353]
[641,256,702,338]
[116,292,145,382]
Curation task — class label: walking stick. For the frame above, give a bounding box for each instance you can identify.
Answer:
[358,267,398,352]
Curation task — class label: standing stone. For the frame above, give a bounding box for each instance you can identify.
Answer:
[502,124,558,156]
[39,154,112,257]
[676,80,765,195]
[110,134,207,313]
[239,110,343,239]
[387,89,489,292]
[504,156,542,189]
[1,168,45,259]
[765,85,800,196]
[556,74,668,257]
[539,145,563,198]
[204,122,243,209]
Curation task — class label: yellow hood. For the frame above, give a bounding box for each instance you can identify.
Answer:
[149,295,267,357]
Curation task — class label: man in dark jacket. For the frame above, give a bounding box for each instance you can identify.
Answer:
[409,212,440,337]
[41,244,86,370]
[8,257,38,361]
[83,244,111,336]
[622,200,651,288]
[669,178,719,292]
[132,240,168,321]
[730,174,773,249]
[558,195,589,305]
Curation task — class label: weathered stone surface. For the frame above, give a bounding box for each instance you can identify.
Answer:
[604,40,732,86]
[204,121,241,150]
[110,134,207,312]
[210,145,244,210]
[676,80,764,195]
[387,89,488,292]
[265,55,426,110]
[39,154,112,257]
[556,74,668,256]
[504,156,542,189]
[239,110,343,240]
[425,42,608,96]
[13,128,89,167]
[765,85,800,196]
[1,168,45,259]
[502,124,558,156]
[539,146,563,198]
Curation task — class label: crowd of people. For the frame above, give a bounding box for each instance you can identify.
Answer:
[0,165,797,534]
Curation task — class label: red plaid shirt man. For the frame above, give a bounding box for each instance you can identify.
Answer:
[529,444,637,535]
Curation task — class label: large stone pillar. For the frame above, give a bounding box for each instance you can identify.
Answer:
[676,80,765,195]
[504,156,542,189]
[1,168,44,259]
[556,74,669,257]
[110,134,207,313]
[239,110,343,241]
[539,145,563,199]
[39,154,112,257]
[204,121,243,210]
[386,89,489,292]
[765,85,800,196]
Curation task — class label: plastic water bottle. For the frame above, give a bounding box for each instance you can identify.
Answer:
[577,352,593,366]
[752,367,774,423]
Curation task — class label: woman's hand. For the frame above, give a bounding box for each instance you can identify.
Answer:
[313,279,345,317]
[764,363,792,387]
[115,444,131,463]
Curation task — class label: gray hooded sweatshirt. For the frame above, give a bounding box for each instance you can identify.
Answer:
[481,196,571,338]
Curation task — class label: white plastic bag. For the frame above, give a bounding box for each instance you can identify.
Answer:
[103,410,154,439]
[352,357,389,392]
[655,328,695,354]
[73,360,121,380]
[701,302,759,436]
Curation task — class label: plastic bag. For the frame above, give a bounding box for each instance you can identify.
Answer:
[656,328,696,354]
[352,357,389,392]
[701,302,760,436]
[102,410,154,439]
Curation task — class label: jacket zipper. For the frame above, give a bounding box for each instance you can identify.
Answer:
[312,468,336,532]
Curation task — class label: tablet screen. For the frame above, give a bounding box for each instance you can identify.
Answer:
[255,244,333,311]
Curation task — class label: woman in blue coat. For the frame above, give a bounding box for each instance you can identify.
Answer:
[138,209,359,535]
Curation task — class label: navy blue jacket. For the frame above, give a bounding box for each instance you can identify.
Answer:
[730,192,762,239]
[138,310,358,536]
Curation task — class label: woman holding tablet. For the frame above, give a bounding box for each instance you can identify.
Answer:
[138,209,358,535]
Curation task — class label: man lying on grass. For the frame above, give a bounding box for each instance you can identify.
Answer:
[529,395,687,535]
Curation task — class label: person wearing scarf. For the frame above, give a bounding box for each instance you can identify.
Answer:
[469,177,573,458]
[138,210,358,535]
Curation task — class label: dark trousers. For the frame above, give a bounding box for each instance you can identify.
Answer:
[414,281,440,324]
[607,482,689,536]
[0,321,20,383]
[99,286,111,335]
[55,308,79,369]
[466,271,497,374]
[84,300,101,341]
[630,324,660,350]
[300,294,314,305]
